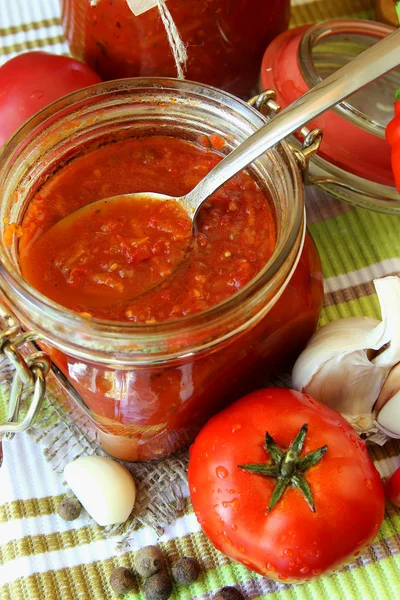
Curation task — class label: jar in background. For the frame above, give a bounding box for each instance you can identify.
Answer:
[61,0,290,97]
[0,79,322,461]
[261,19,400,214]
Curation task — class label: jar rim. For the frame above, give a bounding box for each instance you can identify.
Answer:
[0,78,304,361]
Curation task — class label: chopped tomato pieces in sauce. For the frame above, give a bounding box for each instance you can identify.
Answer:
[19,136,276,322]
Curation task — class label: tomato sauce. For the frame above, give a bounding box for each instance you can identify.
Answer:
[17,134,322,461]
[20,136,277,321]
[61,0,290,97]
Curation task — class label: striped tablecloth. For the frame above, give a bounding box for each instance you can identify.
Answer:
[1,1,400,599]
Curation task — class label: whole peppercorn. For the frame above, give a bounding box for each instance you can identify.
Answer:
[143,571,173,600]
[172,556,201,585]
[110,567,135,595]
[57,495,81,521]
[214,587,245,600]
[134,545,166,578]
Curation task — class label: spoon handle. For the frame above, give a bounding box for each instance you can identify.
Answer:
[184,27,400,214]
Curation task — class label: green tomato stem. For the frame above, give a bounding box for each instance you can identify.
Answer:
[239,424,328,514]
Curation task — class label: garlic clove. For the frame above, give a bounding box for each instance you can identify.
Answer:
[293,276,400,395]
[302,349,388,419]
[372,277,400,367]
[377,390,400,436]
[375,362,400,414]
[292,317,382,393]
[64,455,136,526]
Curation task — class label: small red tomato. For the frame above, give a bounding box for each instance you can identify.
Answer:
[385,467,400,507]
[188,388,385,583]
[0,51,101,146]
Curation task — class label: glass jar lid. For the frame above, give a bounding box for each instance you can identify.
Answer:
[261,19,400,214]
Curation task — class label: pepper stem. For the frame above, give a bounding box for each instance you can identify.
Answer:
[238,424,328,514]
[396,1,400,24]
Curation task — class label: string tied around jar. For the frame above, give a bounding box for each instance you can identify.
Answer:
[90,0,188,79]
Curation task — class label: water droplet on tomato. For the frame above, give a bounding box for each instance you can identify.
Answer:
[350,435,357,444]
[354,551,360,557]
[365,478,373,490]
[231,424,242,433]
[191,486,197,493]
[231,524,238,531]
[283,548,293,557]
[312,569,322,576]
[300,567,309,574]
[216,466,229,479]
[222,498,240,510]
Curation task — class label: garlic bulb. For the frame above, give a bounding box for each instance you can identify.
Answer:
[292,276,400,443]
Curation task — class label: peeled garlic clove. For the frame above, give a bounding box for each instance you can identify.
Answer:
[64,455,136,526]
[377,390,400,436]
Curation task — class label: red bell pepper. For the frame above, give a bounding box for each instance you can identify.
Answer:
[385,1,400,191]
[386,90,400,192]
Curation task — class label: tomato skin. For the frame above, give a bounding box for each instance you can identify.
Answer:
[385,467,400,507]
[188,388,385,583]
[0,51,101,146]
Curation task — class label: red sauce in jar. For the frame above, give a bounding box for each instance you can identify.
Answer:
[19,136,276,321]
[61,0,290,97]
[17,134,322,461]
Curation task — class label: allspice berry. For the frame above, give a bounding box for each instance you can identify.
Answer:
[110,567,135,595]
[57,495,81,521]
[214,587,245,600]
[134,545,166,578]
[172,556,201,585]
[143,571,173,600]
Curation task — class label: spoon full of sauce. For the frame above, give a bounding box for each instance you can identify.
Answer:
[28,28,400,301]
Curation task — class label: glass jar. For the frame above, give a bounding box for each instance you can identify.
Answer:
[0,79,322,461]
[60,0,290,97]
[261,19,400,214]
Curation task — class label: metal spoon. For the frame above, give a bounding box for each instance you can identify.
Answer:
[36,28,400,301]
[53,28,400,223]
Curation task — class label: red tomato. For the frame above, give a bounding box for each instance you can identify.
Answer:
[0,51,101,146]
[188,388,385,583]
[385,467,400,507]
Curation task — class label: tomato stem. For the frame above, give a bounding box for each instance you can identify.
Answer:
[238,424,328,513]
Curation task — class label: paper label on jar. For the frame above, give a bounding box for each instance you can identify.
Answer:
[126,0,160,16]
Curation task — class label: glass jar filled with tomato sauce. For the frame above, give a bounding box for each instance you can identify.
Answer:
[0,80,322,461]
[60,0,290,97]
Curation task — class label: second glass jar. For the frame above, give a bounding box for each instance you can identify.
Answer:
[61,0,290,97]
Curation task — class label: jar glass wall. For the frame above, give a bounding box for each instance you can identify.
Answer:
[61,0,290,97]
[0,80,323,460]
